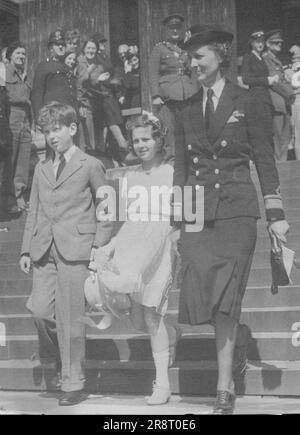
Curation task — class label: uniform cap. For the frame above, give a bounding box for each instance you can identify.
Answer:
[162,13,185,27]
[183,24,233,50]
[265,29,283,43]
[249,30,265,40]
[48,30,65,47]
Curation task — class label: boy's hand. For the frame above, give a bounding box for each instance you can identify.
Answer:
[20,255,31,274]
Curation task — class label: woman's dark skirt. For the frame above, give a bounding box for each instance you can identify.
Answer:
[178,217,257,325]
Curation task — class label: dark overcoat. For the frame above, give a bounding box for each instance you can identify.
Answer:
[31,57,78,122]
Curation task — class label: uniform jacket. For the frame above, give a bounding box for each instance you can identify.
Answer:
[21,148,113,262]
[263,51,294,113]
[31,56,78,121]
[173,79,284,223]
[149,41,198,101]
[241,51,272,106]
[0,86,12,159]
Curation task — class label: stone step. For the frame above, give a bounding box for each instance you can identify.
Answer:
[1,330,300,362]
[0,359,300,396]
[1,306,300,336]
[1,285,299,315]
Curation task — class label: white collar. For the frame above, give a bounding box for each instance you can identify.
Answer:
[54,145,77,163]
[203,77,226,100]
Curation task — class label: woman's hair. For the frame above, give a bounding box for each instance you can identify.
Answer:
[6,41,26,61]
[207,42,232,71]
[81,38,99,55]
[37,101,78,130]
[126,111,167,156]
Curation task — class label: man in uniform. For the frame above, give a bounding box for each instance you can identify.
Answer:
[263,29,294,161]
[31,30,78,123]
[149,13,198,161]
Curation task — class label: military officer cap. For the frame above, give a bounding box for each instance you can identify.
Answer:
[92,32,107,43]
[249,29,265,41]
[162,13,185,28]
[48,29,66,47]
[265,29,283,43]
[183,24,233,50]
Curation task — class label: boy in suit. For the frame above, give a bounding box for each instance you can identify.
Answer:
[19,102,113,405]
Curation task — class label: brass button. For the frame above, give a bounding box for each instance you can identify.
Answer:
[215,169,220,175]
[213,154,217,160]
[187,144,192,151]
[221,140,227,147]
[193,157,199,164]
[195,184,201,191]
[215,183,220,189]
[195,170,200,176]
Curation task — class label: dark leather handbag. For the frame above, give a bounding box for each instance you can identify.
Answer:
[270,233,290,295]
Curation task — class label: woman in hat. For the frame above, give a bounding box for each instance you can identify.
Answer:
[172,25,289,414]
[95,111,181,406]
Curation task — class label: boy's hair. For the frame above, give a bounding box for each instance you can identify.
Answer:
[37,102,78,130]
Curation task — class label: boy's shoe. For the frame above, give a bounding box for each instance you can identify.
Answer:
[147,382,171,405]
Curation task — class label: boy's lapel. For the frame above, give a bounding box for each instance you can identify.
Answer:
[55,149,85,188]
[41,159,56,186]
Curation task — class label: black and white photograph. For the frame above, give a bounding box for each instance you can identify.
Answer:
[0,0,300,417]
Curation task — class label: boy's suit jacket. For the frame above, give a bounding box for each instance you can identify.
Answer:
[21,148,113,262]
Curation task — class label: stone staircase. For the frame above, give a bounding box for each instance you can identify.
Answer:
[1,161,300,395]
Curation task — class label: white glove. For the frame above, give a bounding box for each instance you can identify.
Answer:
[268,219,290,243]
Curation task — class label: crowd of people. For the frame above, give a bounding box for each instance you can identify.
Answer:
[0,13,294,414]
[0,27,141,214]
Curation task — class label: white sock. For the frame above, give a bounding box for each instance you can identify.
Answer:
[152,349,170,389]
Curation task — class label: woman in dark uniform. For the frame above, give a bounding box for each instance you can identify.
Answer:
[172,25,289,414]
[241,30,279,141]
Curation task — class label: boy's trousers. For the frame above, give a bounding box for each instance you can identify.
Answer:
[27,242,89,392]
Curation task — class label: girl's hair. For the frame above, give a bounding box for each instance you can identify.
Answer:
[6,41,26,61]
[126,111,167,156]
[81,38,99,55]
[63,51,78,67]
[207,42,232,71]
[37,101,78,130]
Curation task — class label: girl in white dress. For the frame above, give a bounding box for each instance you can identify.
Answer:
[95,111,180,405]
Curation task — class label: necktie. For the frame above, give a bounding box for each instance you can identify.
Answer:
[205,88,215,132]
[56,153,66,180]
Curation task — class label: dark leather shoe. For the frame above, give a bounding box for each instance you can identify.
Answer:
[213,390,235,415]
[58,390,87,406]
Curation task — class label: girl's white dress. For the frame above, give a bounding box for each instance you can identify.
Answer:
[97,163,175,315]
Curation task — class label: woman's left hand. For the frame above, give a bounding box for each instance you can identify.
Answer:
[268,219,290,243]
